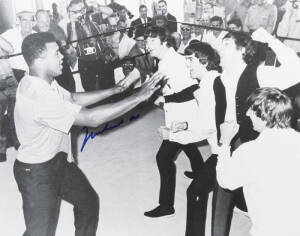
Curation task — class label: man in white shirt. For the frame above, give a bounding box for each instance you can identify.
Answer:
[216,87,300,236]
[202,16,227,53]
[144,27,205,218]
[1,11,36,78]
[177,24,193,54]
[14,32,163,236]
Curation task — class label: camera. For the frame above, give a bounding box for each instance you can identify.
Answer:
[83,46,96,55]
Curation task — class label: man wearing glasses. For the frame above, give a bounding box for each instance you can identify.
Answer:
[128,32,156,82]
[67,0,115,91]
[178,25,193,54]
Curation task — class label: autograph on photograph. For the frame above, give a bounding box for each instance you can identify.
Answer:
[80,114,140,152]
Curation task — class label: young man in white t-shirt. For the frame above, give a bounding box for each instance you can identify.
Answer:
[14,32,164,236]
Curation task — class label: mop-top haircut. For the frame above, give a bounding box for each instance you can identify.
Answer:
[185,41,222,72]
[223,31,267,66]
[247,87,294,128]
[22,32,57,67]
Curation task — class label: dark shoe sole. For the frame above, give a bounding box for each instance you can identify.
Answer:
[144,212,175,219]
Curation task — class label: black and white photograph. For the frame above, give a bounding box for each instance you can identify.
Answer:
[1,0,300,235]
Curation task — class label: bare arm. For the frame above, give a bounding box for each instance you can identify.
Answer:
[0,36,14,53]
[70,69,141,107]
[71,87,120,107]
[253,28,300,89]
[73,73,164,127]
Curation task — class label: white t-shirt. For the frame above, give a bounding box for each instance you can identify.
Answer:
[14,75,82,164]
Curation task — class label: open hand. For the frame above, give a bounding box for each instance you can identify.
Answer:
[115,68,140,93]
[137,72,167,101]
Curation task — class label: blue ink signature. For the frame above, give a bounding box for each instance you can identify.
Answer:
[80,114,140,152]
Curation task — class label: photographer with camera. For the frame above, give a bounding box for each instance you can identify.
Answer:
[67,0,116,91]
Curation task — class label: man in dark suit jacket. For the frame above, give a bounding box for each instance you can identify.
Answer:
[128,33,155,82]
[157,0,177,33]
[128,4,152,38]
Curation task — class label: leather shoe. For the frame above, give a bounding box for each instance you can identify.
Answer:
[144,205,175,218]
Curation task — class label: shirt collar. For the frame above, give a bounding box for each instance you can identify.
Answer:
[25,75,57,89]
[160,47,176,63]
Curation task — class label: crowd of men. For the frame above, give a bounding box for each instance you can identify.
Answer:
[1,0,300,236]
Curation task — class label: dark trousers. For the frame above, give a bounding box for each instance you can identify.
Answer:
[211,138,248,236]
[0,74,19,154]
[211,185,247,236]
[78,59,114,92]
[185,155,217,236]
[13,152,99,236]
[157,140,204,208]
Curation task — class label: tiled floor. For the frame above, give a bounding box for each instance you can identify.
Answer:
[0,106,251,236]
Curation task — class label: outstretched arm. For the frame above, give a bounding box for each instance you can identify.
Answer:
[73,73,164,127]
[70,69,140,106]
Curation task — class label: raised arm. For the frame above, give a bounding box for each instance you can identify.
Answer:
[253,28,300,89]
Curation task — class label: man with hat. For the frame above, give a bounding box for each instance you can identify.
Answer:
[1,11,36,80]
[128,32,155,83]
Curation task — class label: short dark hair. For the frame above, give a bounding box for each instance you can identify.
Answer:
[223,31,257,65]
[247,87,294,128]
[210,16,223,25]
[119,5,127,11]
[139,4,147,10]
[121,56,136,67]
[148,26,175,48]
[185,41,222,72]
[227,18,243,29]
[158,0,167,5]
[148,26,168,43]
[22,32,57,66]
